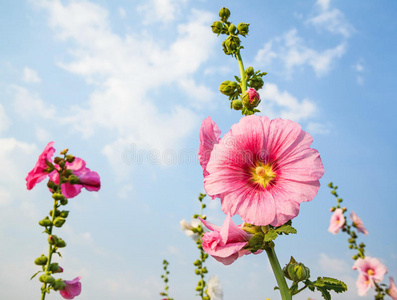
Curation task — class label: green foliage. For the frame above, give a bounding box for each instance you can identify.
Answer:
[306,277,347,300]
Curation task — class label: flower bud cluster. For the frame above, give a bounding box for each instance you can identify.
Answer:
[160,260,174,300]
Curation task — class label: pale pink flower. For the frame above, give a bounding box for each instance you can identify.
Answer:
[328,208,345,234]
[356,272,373,296]
[26,141,55,190]
[387,277,397,300]
[200,215,259,265]
[200,115,324,226]
[353,257,388,296]
[207,275,223,300]
[59,276,82,299]
[350,211,368,235]
[50,157,100,198]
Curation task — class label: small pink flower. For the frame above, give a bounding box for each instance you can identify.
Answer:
[200,115,324,226]
[350,211,368,235]
[200,215,259,265]
[26,142,55,190]
[353,257,388,282]
[387,277,397,300]
[59,276,82,299]
[50,157,100,198]
[356,272,373,296]
[328,208,345,234]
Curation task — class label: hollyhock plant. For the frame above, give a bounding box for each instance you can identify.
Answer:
[350,211,368,235]
[200,215,260,265]
[200,115,324,227]
[26,141,55,190]
[59,276,82,299]
[387,277,397,300]
[49,157,101,198]
[328,208,345,234]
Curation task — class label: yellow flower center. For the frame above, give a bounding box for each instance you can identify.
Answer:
[367,269,375,276]
[252,164,276,188]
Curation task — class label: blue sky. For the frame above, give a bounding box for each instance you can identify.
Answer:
[0,0,396,299]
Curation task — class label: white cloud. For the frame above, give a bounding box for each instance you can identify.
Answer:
[258,83,316,122]
[31,1,216,179]
[306,121,331,135]
[0,104,11,133]
[307,0,354,38]
[255,29,346,77]
[137,0,189,24]
[12,85,55,119]
[22,67,42,83]
[118,7,126,19]
[318,253,351,274]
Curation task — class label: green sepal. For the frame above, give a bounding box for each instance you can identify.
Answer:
[264,229,278,242]
[30,270,43,280]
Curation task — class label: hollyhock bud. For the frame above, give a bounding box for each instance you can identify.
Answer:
[283,257,310,282]
[249,76,264,90]
[39,216,53,227]
[219,80,238,96]
[224,36,240,53]
[231,99,243,110]
[34,255,48,266]
[39,274,55,284]
[245,66,254,77]
[60,210,69,218]
[242,88,260,109]
[48,235,59,245]
[53,279,66,291]
[59,276,82,299]
[49,263,63,274]
[211,21,223,35]
[56,238,67,248]
[237,22,250,36]
[53,217,66,227]
[65,155,75,163]
[228,23,237,35]
[219,7,230,22]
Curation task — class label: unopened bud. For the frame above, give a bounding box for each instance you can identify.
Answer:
[68,175,80,185]
[219,7,230,22]
[283,257,310,282]
[53,217,66,227]
[60,210,69,218]
[242,88,260,109]
[39,216,53,227]
[52,193,65,201]
[224,35,240,54]
[231,99,243,110]
[53,279,66,291]
[65,155,75,163]
[56,238,66,248]
[39,274,55,284]
[228,23,237,35]
[237,22,250,36]
[49,263,63,274]
[245,66,254,77]
[60,199,68,206]
[34,255,48,266]
[211,21,223,35]
[48,235,59,245]
[249,77,264,90]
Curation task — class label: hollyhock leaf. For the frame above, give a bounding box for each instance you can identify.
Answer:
[314,277,347,300]
[274,224,297,235]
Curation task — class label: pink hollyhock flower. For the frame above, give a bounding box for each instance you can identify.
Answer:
[350,211,368,235]
[50,157,100,198]
[200,215,260,265]
[356,272,373,296]
[199,116,221,178]
[328,208,345,234]
[353,256,388,296]
[59,276,82,299]
[200,115,324,226]
[387,277,397,300]
[26,141,55,190]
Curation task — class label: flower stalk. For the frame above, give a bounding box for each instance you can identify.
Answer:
[264,242,292,300]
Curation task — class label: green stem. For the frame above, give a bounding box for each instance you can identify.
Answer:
[236,51,247,93]
[264,243,292,300]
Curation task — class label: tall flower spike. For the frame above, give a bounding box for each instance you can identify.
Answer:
[201,115,324,226]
